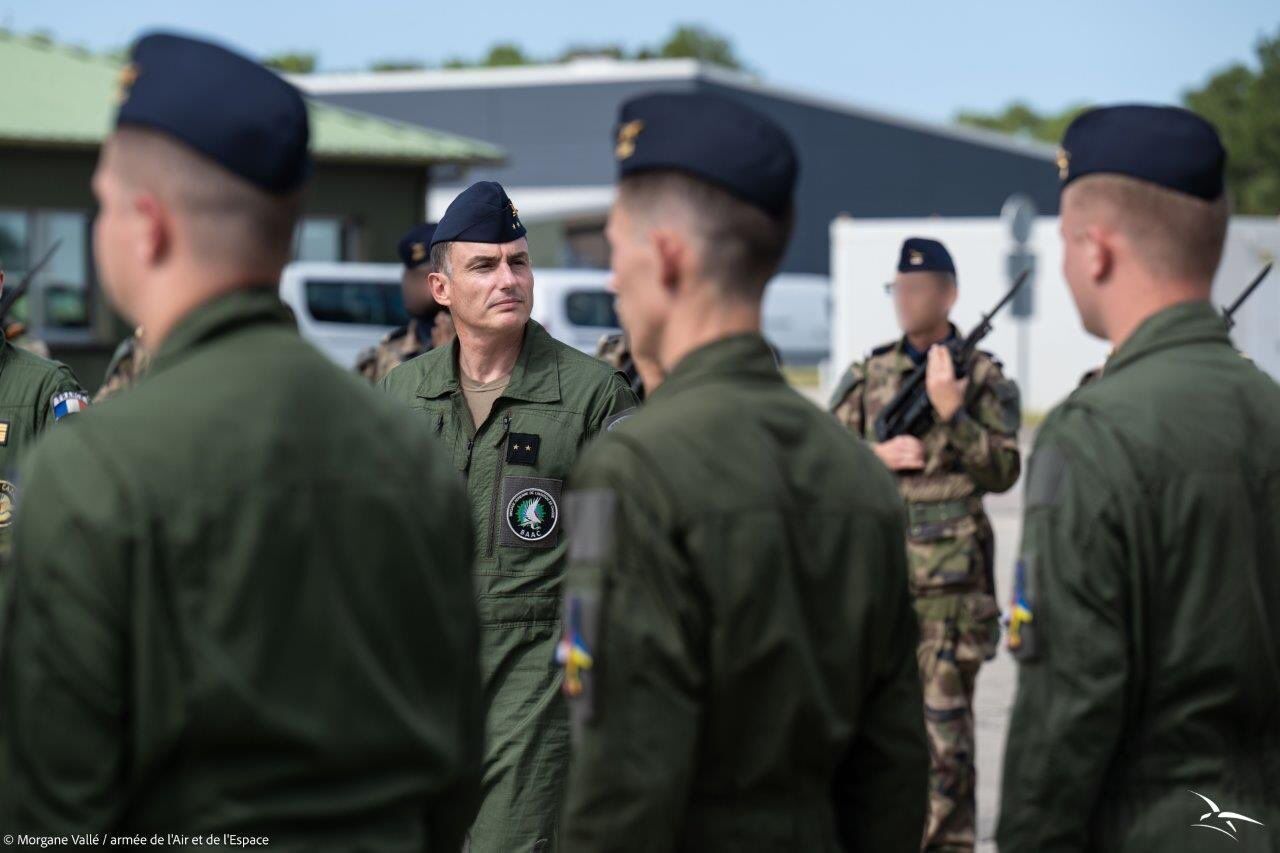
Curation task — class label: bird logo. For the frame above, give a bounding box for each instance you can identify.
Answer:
[1189,790,1264,841]
[506,487,558,542]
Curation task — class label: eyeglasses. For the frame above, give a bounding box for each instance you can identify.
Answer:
[883,280,944,297]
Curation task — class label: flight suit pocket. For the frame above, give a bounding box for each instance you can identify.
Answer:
[497,475,563,550]
[906,513,981,592]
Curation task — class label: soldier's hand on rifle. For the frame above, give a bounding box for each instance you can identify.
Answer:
[873,436,926,471]
[926,345,969,423]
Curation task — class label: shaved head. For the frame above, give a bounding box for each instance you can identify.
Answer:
[1063,174,1229,284]
[106,126,302,274]
[616,170,794,300]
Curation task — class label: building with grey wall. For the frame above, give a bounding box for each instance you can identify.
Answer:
[299,59,1060,275]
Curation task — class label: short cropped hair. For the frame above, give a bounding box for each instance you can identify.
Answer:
[430,240,453,277]
[1065,173,1229,283]
[108,125,302,273]
[617,169,794,299]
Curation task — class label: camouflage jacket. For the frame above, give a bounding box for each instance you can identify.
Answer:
[594,332,644,399]
[829,332,1021,596]
[94,331,150,404]
[356,319,430,384]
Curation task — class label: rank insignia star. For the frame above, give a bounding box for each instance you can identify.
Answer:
[117,63,139,105]
[615,119,644,160]
[1056,147,1071,181]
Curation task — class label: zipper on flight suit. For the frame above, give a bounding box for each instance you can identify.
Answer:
[487,413,512,557]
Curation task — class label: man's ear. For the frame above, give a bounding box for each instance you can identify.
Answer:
[428,270,451,307]
[652,228,686,297]
[1084,224,1115,286]
[133,191,170,268]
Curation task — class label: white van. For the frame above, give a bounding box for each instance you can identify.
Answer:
[278,262,621,368]
[279,262,829,370]
[279,262,406,369]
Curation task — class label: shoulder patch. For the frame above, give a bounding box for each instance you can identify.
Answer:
[559,488,616,729]
[1005,555,1040,661]
[603,408,636,432]
[50,391,89,421]
[0,479,15,528]
[1026,445,1068,509]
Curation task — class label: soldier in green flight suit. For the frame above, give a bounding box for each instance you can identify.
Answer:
[0,262,90,538]
[830,237,1021,852]
[381,180,638,852]
[998,106,1280,851]
[0,33,484,847]
[557,92,928,851]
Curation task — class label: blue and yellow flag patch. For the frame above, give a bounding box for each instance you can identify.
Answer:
[1005,557,1038,660]
[557,596,595,698]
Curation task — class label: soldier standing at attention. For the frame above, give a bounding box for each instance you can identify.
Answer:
[357,221,454,382]
[558,92,928,851]
[999,106,1280,851]
[381,180,638,852]
[0,33,484,847]
[829,237,1021,852]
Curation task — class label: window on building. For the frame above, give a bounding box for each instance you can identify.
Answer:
[293,216,361,262]
[562,220,609,269]
[0,208,91,336]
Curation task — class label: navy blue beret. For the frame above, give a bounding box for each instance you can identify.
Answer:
[431,182,526,248]
[397,223,437,268]
[898,238,955,276]
[115,32,311,195]
[1058,105,1225,201]
[614,92,798,218]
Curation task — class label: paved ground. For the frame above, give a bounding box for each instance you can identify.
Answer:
[974,485,1022,852]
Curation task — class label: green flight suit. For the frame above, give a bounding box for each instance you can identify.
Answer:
[999,301,1280,852]
[0,288,484,850]
[559,333,929,851]
[0,340,88,551]
[381,319,637,852]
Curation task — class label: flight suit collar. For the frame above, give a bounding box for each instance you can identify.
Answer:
[415,319,561,404]
[1103,300,1230,377]
[651,332,780,402]
[150,286,295,375]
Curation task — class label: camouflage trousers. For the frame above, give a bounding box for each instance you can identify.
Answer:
[915,592,1000,852]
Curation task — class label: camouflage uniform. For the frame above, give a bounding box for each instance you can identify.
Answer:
[830,329,1021,852]
[594,332,643,399]
[94,330,150,404]
[5,323,50,360]
[356,318,431,384]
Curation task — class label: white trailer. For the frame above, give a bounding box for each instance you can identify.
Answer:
[829,216,1280,415]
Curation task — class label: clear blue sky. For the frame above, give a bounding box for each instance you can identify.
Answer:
[4,0,1277,123]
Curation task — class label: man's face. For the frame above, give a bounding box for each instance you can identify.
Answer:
[605,199,670,364]
[91,139,144,319]
[401,265,436,318]
[1059,190,1105,338]
[891,271,955,335]
[432,238,533,337]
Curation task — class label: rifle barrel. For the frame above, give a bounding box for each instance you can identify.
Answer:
[1224,262,1272,319]
[0,240,62,321]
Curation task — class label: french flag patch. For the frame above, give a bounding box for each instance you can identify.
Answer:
[51,391,89,421]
